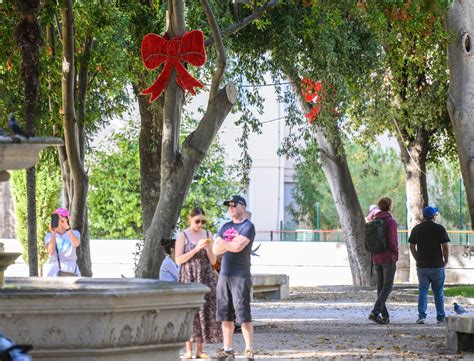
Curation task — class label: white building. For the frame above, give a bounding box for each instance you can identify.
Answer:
[218,85,298,232]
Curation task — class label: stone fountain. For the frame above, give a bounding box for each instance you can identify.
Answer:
[0,135,209,361]
[0,242,21,287]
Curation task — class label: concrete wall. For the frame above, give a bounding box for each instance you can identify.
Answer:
[4,239,474,286]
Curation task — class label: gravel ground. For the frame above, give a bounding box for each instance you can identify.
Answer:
[192,286,473,360]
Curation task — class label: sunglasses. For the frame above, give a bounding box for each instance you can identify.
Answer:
[194,219,206,225]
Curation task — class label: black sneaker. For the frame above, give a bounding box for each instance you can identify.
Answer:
[381,317,390,325]
[368,313,384,324]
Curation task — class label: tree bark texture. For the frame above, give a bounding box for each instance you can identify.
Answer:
[135,88,163,235]
[314,124,375,286]
[395,126,429,230]
[394,125,429,283]
[447,1,474,229]
[136,84,237,278]
[15,0,41,276]
[60,0,92,276]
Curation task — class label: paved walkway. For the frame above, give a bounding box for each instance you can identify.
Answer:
[199,286,471,360]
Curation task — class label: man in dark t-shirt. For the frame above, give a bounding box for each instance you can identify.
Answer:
[212,195,255,361]
[409,206,450,325]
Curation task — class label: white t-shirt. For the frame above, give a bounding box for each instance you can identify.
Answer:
[44,230,81,277]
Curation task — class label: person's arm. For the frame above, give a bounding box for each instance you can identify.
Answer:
[213,237,227,256]
[204,235,217,265]
[409,243,418,261]
[175,232,206,265]
[442,243,449,267]
[46,231,56,256]
[67,230,80,247]
[213,234,252,254]
[59,218,80,247]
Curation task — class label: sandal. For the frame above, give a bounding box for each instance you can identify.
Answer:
[196,353,209,359]
[181,352,193,359]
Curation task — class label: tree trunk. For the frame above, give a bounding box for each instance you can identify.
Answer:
[136,84,237,278]
[394,125,429,282]
[60,0,92,276]
[135,88,163,235]
[447,1,474,229]
[314,124,375,286]
[395,126,429,230]
[15,0,42,276]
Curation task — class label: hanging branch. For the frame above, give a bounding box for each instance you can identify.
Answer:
[200,0,226,101]
[204,0,278,48]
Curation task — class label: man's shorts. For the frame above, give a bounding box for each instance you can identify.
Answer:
[216,275,252,323]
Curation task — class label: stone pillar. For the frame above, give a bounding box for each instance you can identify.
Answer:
[0,180,16,239]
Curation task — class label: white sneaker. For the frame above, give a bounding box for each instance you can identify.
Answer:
[416,317,426,324]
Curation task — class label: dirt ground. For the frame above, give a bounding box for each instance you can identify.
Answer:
[196,286,473,360]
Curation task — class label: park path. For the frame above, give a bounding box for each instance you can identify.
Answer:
[201,286,471,360]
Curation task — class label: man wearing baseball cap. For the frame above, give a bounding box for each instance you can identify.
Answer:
[212,195,255,361]
[409,206,450,324]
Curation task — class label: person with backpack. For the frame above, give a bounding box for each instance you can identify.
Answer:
[367,197,399,325]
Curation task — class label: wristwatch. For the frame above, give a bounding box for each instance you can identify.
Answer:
[65,228,71,232]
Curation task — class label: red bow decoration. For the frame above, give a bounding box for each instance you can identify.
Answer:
[141,30,206,103]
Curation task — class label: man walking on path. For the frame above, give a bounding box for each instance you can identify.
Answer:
[212,195,256,361]
[409,206,450,324]
[368,197,399,325]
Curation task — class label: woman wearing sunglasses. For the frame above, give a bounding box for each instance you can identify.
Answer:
[175,207,222,359]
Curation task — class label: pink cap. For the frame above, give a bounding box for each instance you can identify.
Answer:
[54,207,70,217]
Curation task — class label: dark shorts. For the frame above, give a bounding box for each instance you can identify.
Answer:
[216,275,252,323]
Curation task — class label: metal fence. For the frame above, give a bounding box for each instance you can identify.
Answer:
[255,229,474,245]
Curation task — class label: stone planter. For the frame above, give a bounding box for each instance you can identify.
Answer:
[1,277,208,361]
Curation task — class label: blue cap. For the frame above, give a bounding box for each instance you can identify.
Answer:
[423,206,439,218]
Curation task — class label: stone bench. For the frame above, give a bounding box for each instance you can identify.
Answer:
[447,315,474,351]
[251,273,289,300]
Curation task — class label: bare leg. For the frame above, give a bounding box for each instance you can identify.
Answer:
[196,341,208,358]
[222,321,235,349]
[183,341,192,358]
[241,322,253,350]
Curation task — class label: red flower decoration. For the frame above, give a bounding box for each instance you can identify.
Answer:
[301,78,338,123]
[141,30,207,103]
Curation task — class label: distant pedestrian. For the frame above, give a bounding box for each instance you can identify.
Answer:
[159,238,179,282]
[409,206,450,324]
[212,195,256,361]
[368,197,398,325]
[175,207,221,359]
[43,207,81,277]
[365,204,381,223]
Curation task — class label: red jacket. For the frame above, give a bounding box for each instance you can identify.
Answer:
[372,211,399,265]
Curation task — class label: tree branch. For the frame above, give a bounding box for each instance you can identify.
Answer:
[204,0,278,48]
[200,0,226,101]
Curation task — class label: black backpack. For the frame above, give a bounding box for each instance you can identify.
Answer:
[364,218,388,254]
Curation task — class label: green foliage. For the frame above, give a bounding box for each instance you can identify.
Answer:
[10,151,61,271]
[289,142,407,229]
[87,119,240,239]
[87,124,142,239]
[428,160,471,230]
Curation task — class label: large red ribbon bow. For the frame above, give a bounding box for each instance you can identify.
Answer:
[141,30,206,103]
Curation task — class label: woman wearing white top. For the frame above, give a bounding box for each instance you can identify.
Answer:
[43,207,81,277]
